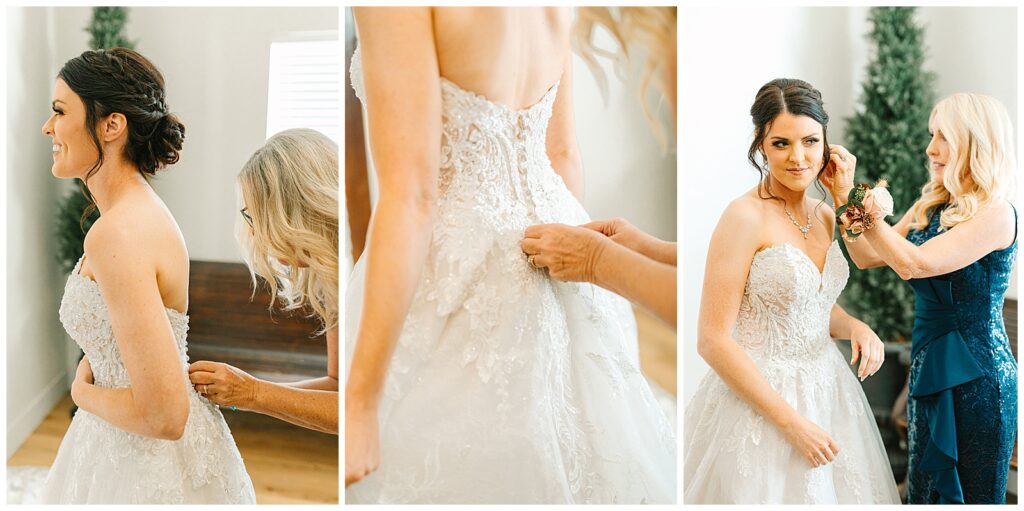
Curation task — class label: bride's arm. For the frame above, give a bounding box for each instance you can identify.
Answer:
[698,199,839,467]
[70,221,190,440]
[347,7,440,411]
[827,304,885,381]
[546,51,585,201]
[346,7,441,483]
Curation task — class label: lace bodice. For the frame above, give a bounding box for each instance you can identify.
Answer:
[350,47,582,317]
[47,257,255,504]
[59,258,190,387]
[733,241,849,362]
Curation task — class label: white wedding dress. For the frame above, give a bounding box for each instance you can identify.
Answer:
[41,258,256,504]
[684,242,900,504]
[345,49,676,504]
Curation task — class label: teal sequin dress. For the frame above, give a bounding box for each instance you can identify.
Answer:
[905,205,1017,504]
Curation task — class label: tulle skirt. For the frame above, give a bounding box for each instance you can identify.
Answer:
[41,392,255,504]
[684,340,900,504]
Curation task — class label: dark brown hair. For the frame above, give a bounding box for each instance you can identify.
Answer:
[58,48,184,221]
[747,78,830,200]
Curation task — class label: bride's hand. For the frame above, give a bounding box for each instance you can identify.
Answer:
[849,323,885,381]
[187,361,259,410]
[822,144,857,204]
[70,356,94,406]
[75,355,94,385]
[780,415,840,468]
[521,223,609,282]
[345,403,381,487]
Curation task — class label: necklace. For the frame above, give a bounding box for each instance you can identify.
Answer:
[783,204,812,239]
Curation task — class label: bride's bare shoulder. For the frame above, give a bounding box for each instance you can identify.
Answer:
[718,190,768,228]
[83,194,185,272]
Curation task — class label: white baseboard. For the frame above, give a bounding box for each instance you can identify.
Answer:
[6,371,68,460]
[1008,468,1018,496]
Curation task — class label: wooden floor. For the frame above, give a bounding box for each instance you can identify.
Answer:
[7,395,338,504]
[636,307,677,397]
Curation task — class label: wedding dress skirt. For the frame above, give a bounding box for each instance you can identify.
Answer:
[684,242,900,504]
[41,259,256,504]
[345,49,676,504]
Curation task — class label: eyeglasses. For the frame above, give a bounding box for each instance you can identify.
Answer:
[240,207,253,227]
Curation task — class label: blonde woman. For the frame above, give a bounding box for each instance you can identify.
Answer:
[188,128,340,435]
[522,7,678,326]
[825,93,1017,504]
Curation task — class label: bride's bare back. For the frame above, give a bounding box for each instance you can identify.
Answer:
[432,7,570,109]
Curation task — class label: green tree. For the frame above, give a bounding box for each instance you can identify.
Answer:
[840,6,936,342]
[55,7,134,274]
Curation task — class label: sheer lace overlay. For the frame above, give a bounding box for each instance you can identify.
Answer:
[41,259,256,504]
[346,48,676,504]
[683,242,900,504]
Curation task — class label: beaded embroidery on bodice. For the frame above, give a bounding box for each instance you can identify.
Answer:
[734,241,849,362]
[44,257,255,504]
[59,258,190,387]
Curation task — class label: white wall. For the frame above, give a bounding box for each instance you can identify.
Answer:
[681,6,1017,404]
[6,6,74,456]
[574,25,677,242]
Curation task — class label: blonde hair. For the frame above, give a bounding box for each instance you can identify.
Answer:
[911,93,1016,231]
[573,7,676,146]
[238,128,339,332]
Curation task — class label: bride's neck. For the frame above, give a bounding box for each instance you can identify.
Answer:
[84,159,148,214]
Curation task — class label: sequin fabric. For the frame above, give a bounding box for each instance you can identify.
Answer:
[41,258,255,504]
[906,206,1018,504]
[345,48,676,503]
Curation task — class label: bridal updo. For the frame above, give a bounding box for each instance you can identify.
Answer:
[58,47,185,181]
[238,129,339,333]
[747,78,831,199]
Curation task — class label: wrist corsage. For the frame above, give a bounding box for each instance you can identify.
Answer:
[836,179,894,241]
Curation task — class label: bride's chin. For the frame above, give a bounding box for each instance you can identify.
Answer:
[772,179,810,194]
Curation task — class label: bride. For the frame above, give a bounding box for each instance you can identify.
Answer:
[344,7,676,504]
[40,48,255,504]
[683,79,900,504]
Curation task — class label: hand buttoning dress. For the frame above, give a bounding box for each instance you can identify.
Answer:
[345,48,676,504]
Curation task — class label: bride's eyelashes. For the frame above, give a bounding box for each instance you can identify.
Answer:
[770,137,821,149]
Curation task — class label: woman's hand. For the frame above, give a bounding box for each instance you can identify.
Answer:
[345,404,381,487]
[780,415,840,468]
[849,323,885,381]
[71,356,94,406]
[188,361,259,410]
[521,223,610,282]
[583,217,648,253]
[821,144,857,204]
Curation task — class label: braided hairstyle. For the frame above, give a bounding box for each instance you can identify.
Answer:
[58,48,185,184]
[747,78,831,201]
